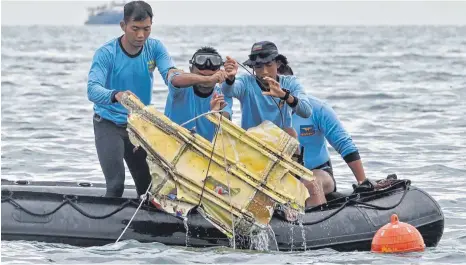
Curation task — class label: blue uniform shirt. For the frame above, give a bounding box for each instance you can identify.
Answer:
[164,72,233,142]
[221,74,312,130]
[87,36,175,125]
[292,96,358,169]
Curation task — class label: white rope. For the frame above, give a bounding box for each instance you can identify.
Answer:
[179,108,236,248]
[180,110,225,127]
[218,114,236,249]
[115,180,153,243]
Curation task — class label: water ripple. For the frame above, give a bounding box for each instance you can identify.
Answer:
[1,25,466,264]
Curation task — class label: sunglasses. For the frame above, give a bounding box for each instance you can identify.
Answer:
[248,52,276,61]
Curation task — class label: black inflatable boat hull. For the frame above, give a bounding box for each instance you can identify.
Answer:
[1,179,444,251]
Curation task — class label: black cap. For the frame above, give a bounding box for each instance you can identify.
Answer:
[243,41,279,67]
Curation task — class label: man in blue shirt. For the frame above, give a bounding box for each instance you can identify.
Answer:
[221,41,312,135]
[87,1,177,197]
[164,47,233,141]
[276,55,367,207]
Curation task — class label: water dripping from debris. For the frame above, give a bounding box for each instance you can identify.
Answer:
[183,217,190,247]
[290,225,294,252]
[297,214,307,251]
[267,225,279,251]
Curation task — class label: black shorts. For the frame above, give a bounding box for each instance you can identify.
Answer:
[313,161,337,192]
[293,156,337,192]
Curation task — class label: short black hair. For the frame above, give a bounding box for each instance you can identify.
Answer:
[124,1,153,23]
[193,46,220,57]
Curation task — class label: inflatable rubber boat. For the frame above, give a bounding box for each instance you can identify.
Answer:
[1,176,444,251]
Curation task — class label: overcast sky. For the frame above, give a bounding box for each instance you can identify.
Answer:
[2,1,466,26]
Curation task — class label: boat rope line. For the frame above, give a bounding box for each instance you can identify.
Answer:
[304,179,409,213]
[1,179,411,248]
[115,180,153,243]
[347,182,409,211]
[1,193,136,219]
[284,179,411,226]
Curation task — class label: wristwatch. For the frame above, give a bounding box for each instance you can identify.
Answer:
[226,77,235,85]
[280,89,290,101]
[288,96,299,108]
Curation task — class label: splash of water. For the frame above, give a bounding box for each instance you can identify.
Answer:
[248,226,279,252]
[183,217,190,247]
[298,217,307,251]
[290,225,294,252]
[249,229,270,252]
[267,225,279,251]
[279,203,307,252]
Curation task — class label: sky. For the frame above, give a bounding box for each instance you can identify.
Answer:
[2,0,466,26]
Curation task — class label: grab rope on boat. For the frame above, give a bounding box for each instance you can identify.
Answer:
[286,179,411,226]
[1,182,156,244]
[1,192,137,219]
[1,178,411,249]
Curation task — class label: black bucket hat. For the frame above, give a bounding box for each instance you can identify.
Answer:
[243,41,279,67]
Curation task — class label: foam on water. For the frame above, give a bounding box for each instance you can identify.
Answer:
[248,226,279,252]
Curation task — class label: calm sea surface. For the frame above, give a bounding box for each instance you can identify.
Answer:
[1,25,466,264]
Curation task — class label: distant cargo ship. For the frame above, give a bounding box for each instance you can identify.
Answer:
[85,1,126,25]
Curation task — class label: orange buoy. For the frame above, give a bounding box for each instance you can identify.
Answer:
[371,214,425,253]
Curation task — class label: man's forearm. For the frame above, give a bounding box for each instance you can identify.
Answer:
[171,73,211,88]
[87,81,114,105]
[347,159,367,184]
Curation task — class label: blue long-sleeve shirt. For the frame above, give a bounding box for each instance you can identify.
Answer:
[164,72,233,142]
[221,74,312,130]
[292,96,359,169]
[87,36,175,125]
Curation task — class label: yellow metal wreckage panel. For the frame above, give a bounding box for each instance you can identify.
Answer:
[206,113,315,184]
[127,112,272,235]
[209,116,312,206]
[128,115,183,164]
[121,94,315,237]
